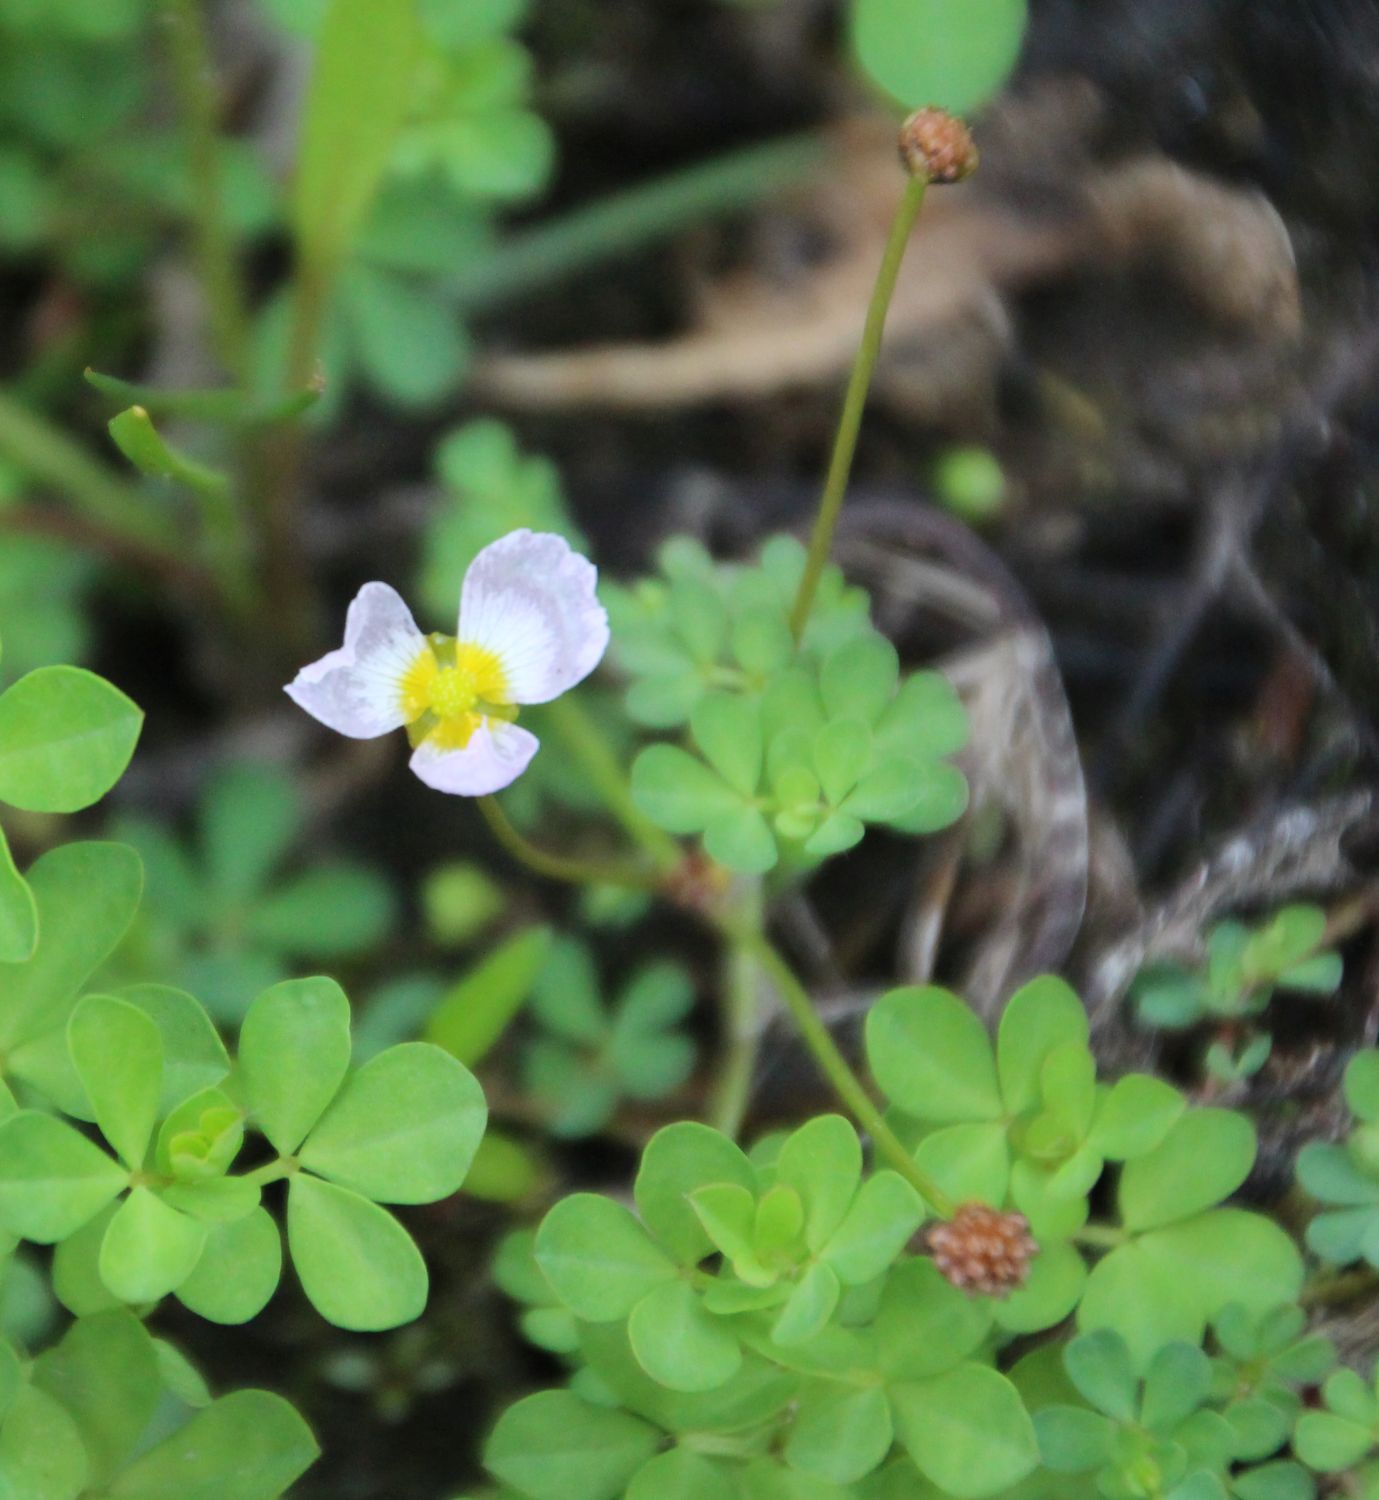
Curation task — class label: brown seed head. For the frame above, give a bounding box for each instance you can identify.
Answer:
[898,107,979,184]
[929,1203,1037,1298]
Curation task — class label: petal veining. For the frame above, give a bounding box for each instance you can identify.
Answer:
[409,720,540,796]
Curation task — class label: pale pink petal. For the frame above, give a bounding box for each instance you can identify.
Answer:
[409,721,540,796]
[458,530,609,705]
[285,582,428,738]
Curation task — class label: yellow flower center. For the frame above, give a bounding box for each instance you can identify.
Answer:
[399,639,511,751]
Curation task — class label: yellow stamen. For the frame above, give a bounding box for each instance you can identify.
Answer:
[398,640,511,751]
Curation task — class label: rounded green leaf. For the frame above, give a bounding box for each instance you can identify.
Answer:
[874,1259,992,1379]
[117,984,231,1116]
[0,825,36,964]
[52,1204,122,1317]
[772,1262,841,1347]
[68,995,162,1170]
[821,1171,925,1285]
[631,745,740,834]
[691,695,763,798]
[891,1363,1039,1498]
[1062,1328,1137,1419]
[177,1207,282,1324]
[485,1390,660,1500]
[628,1450,735,1500]
[0,665,142,813]
[240,977,352,1154]
[298,1042,485,1203]
[0,1111,126,1243]
[914,1121,1011,1207]
[287,1174,427,1331]
[992,1238,1086,1335]
[820,636,899,724]
[199,762,300,904]
[629,1280,742,1392]
[851,0,1028,114]
[1346,1051,1379,1123]
[1119,1110,1256,1231]
[865,986,1001,1122]
[1034,1406,1114,1473]
[1088,1075,1185,1161]
[775,1115,861,1251]
[247,863,397,960]
[104,1389,318,1500]
[1293,1411,1374,1472]
[99,1188,206,1303]
[1297,1143,1379,1206]
[704,806,778,874]
[813,718,871,805]
[1137,1210,1303,1327]
[0,841,143,1052]
[0,1384,88,1500]
[635,1122,757,1265]
[535,1193,677,1321]
[785,1382,893,1485]
[996,977,1088,1115]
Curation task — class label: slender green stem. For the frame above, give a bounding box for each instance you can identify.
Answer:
[477,796,661,891]
[241,1158,295,1189]
[1302,1263,1379,1309]
[0,389,178,552]
[789,174,928,638]
[544,696,681,870]
[452,133,828,313]
[1072,1224,1128,1251]
[710,881,764,1139]
[745,931,953,1217]
[162,0,251,382]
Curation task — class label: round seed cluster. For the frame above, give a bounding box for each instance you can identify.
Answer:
[929,1203,1038,1298]
[898,107,979,184]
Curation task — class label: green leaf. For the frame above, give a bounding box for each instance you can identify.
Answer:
[535,1194,677,1320]
[1296,1143,1379,1205]
[820,636,899,723]
[299,1042,486,1202]
[786,1382,893,1485]
[704,806,778,874]
[821,1171,925,1285]
[891,1363,1040,1498]
[1293,1410,1374,1471]
[1119,1110,1256,1231]
[176,1208,282,1324]
[996,976,1088,1115]
[772,1262,841,1346]
[813,718,871,805]
[775,1115,861,1252]
[485,1390,660,1500]
[1034,1406,1114,1472]
[914,1121,1010,1208]
[0,665,141,812]
[426,924,552,1065]
[1063,1328,1137,1419]
[32,1310,159,1484]
[117,985,231,1117]
[692,695,763,798]
[0,1111,126,1242]
[635,1122,756,1264]
[631,745,741,833]
[851,0,1028,114]
[105,1389,319,1500]
[68,995,162,1169]
[865,985,1001,1122]
[0,825,36,964]
[991,1238,1086,1335]
[247,863,396,960]
[1088,1075,1184,1160]
[873,1259,992,1380]
[627,1451,735,1500]
[1346,1052,1379,1123]
[629,1280,742,1392]
[293,0,423,290]
[52,1205,122,1317]
[1141,1342,1211,1430]
[0,841,142,1051]
[0,1384,88,1500]
[287,1174,427,1331]
[239,977,352,1154]
[874,671,968,761]
[200,762,300,903]
[99,1187,206,1303]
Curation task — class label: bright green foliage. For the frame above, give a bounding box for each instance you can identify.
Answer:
[109,760,397,1022]
[1036,1328,1313,1500]
[1133,906,1342,1083]
[422,859,507,948]
[427,924,553,1066]
[418,420,586,618]
[1294,1363,1379,1481]
[850,0,1028,114]
[1297,1048,1379,1266]
[521,937,696,1137]
[625,536,968,872]
[0,966,486,1333]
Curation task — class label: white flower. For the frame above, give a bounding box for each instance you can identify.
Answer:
[286,530,609,796]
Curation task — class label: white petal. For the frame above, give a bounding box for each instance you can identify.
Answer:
[458,530,610,705]
[285,582,428,738]
[409,721,540,796]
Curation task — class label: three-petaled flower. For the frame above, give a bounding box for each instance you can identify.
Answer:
[286,530,609,795]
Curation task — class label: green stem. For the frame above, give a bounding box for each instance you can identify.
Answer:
[745,931,953,1217]
[451,133,828,313]
[162,0,251,381]
[240,1158,295,1189]
[789,174,928,638]
[544,696,681,870]
[477,795,661,891]
[710,881,764,1140]
[1072,1224,1128,1251]
[0,389,178,552]
[1302,1263,1379,1309]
